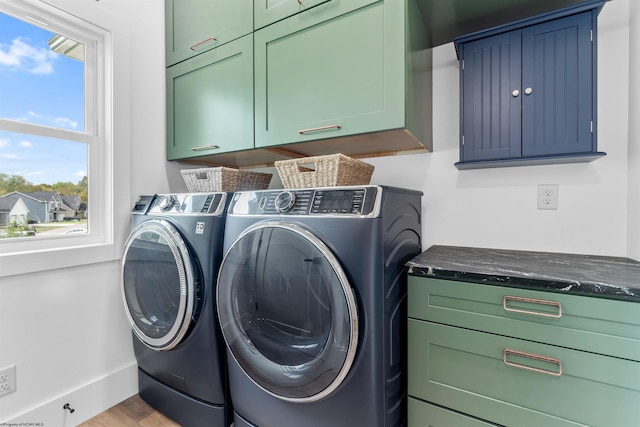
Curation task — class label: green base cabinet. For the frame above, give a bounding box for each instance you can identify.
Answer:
[254,0,431,152]
[165,0,253,67]
[409,398,497,427]
[407,277,640,427]
[166,35,254,160]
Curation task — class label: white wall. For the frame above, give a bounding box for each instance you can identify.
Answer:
[363,0,633,258]
[628,0,640,261]
[0,0,636,426]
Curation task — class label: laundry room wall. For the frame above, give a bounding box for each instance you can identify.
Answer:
[1,0,637,426]
[362,0,636,259]
[0,0,163,425]
[627,0,640,261]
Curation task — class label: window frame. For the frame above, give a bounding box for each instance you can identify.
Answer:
[0,0,129,277]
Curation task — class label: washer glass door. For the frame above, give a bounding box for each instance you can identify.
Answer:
[121,219,197,351]
[217,221,358,402]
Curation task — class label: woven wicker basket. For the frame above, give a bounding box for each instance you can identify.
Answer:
[181,167,272,192]
[275,154,374,189]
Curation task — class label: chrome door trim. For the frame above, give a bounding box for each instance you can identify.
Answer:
[217,220,359,403]
[121,219,195,351]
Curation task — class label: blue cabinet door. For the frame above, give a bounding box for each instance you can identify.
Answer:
[461,31,522,162]
[456,3,602,168]
[522,11,594,157]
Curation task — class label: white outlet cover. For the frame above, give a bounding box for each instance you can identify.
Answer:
[538,184,559,210]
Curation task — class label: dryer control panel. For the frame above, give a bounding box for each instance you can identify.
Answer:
[133,193,227,216]
[230,186,380,217]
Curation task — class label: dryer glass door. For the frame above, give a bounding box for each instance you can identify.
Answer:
[121,219,197,351]
[217,221,358,402]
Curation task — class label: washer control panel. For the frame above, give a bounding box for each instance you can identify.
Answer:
[230,186,379,216]
[134,193,226,215]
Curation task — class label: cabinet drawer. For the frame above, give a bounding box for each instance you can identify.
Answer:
[409,398,496,427]
[408,320,640,427]
[166,35,254,160]
[408,276,640,361]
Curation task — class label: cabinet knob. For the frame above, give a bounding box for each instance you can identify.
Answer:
[525,87,533,95]
[512,90,520,97]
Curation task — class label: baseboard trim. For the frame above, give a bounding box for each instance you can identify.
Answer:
[5,362,138,426]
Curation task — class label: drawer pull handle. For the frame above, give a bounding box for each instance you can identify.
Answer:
[190,145,220,151]
[298,124,341,134]
[503,295,562,318]
[504,348,562,377]
[190,36,217,51]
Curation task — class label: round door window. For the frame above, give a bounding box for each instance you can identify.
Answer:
[217,221,359,402]
[121,219,198,351]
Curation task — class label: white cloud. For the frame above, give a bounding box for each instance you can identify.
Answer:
[0,138,10,148]
[53,117,78,129]
[19,140,33,148]
[0,37,57,74]
[76,170,86,179]
[1,153,20,160]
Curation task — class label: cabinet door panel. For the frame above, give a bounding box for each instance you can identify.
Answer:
[461,31,522,161]
[167,35,254,160]
[165,0,252,66]
[254,0,405,148]
[254,0,333,30]
[409,321,640,427]
[522,11,594,156]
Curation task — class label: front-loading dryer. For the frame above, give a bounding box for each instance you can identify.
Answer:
[216,186,422,427]
[121,193,231,427]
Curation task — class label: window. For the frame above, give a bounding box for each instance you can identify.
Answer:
[0,0,128,276]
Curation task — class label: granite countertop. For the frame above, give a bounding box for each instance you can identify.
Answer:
[407,245,640,301]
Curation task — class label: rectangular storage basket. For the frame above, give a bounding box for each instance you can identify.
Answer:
[181,167,272,192]
[275,153,374,189]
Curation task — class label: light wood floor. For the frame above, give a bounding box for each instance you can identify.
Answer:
[78,395,181,427]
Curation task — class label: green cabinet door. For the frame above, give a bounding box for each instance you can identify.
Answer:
[166,35,254,160]
[165,0,252,67]
[254,0,333,30]
[254,0,409,148]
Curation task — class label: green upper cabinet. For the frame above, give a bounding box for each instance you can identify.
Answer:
[454,0,605,169]
[254,0,432,154]
[254,0,332,30]
[166,35,254,160]
[165,0,253,67]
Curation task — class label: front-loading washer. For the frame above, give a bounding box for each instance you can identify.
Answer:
[216,185,422,427]
[121,193,231,427]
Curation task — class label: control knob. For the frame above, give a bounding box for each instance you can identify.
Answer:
[158,195,177,211]
[274,191,296,213]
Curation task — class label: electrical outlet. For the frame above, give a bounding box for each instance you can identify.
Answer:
[0,365,16,397]
[538,184,559,210]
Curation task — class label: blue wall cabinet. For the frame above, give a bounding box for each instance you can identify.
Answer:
[455,1,605,169]
[165,0,252,67]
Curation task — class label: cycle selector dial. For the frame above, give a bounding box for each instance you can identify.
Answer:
[274,191,296,213]
[158,195,177,211]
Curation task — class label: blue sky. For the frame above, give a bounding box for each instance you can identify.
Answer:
[0,10,87,186]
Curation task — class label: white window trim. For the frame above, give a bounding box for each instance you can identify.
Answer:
[0,0,130,277]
